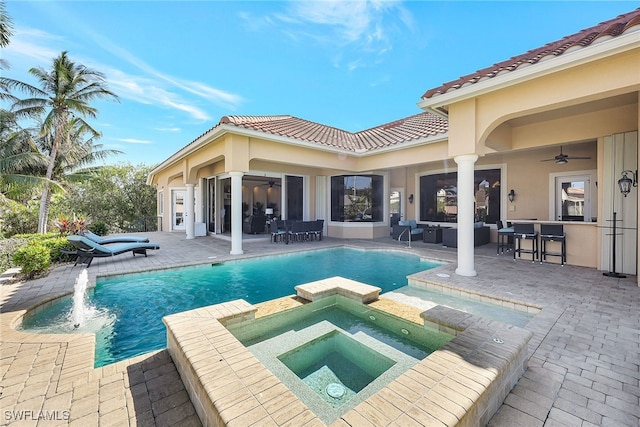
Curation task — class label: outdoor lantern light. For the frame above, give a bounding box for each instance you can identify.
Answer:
[618,170,637,197]
[408,194,414,204]
[508,189,516,203]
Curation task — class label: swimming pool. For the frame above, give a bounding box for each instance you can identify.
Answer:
[20,247,441,366]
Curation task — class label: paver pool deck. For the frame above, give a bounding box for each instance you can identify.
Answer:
[1,232,639,426]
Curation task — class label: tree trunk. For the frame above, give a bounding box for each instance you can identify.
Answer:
[37,130,61,233]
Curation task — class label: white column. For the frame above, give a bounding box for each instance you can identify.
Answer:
[454,154,478,277]
[230,171,244,255]
[195,178,205,223]
[185,183,195,240]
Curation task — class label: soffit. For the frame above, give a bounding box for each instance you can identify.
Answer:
[506,92,638,127]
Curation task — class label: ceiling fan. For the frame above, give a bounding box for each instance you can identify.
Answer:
[540,146,591,165]
[261,180,281,188]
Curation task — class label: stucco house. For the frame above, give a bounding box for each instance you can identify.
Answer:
[147,8,640,281]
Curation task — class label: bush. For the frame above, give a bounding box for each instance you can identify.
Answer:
[2,233,76,276]
[90,221,109,236]
[0,201,38,237]
[0,237,27,273]
[13,232,58,240]
[12,242,51,279]
[53,215,90,236]
[40,237,76,263]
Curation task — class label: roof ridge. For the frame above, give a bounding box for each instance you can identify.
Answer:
[217,112,447,152]
[220,115,293,125]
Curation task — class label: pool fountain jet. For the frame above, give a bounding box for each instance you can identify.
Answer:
[71,269,89,328]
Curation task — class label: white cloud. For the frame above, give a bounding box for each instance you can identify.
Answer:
[154,127,181,132]
[114,138,152,145]
[93,35,243,115]
[258,0,414,72]
[3,23,243,122]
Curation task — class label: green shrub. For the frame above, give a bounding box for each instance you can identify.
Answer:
[13,232,58,241]
[40,237,76,263]
[0,237,27,273]
[12,242,51,279]
[0,202,38,237]
[90,221,109,236]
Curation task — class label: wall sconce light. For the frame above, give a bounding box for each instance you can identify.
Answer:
[618,170,638,197]
[508,189,516,203]
[408,194,414,204]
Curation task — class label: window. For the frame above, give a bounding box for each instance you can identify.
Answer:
[331,175,383,222]
[554,174,592,221]
[286,176,304,221]
[419,169,502,224]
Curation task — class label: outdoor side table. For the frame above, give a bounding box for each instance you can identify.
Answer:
[423,227,443,244]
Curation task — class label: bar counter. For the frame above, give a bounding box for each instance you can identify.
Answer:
[495,220,598,268]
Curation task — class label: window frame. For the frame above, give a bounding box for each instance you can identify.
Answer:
[330,174,385,223]
[417,166,505,225]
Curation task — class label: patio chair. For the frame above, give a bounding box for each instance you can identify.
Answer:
[66,235,160,267]
[288,221,307,242]
[270,220,287,243]
[309,219,324,240]
[81,230,150,245]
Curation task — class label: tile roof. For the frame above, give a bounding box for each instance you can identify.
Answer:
[422,8,640,100]
[218,111,448,153]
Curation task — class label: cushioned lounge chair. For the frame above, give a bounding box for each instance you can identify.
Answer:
[81,230,150,245]
[67,235,160,267]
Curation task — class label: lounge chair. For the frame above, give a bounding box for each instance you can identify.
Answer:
[81,230,150,244]
[66,235,160,267]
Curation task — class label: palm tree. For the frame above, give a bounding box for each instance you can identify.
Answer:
[1,51,119,232]
[0,110,47,203]
[1,0,14,99]
[0,0,12,49]
[38,117,122,187]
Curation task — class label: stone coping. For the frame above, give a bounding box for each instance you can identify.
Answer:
[408,272,542,315]
[294,276,381,303]
[163,277,533,426]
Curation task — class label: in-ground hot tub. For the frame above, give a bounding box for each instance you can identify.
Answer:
[163,276,533,426]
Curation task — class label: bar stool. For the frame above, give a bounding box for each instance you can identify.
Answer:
[540,224,566,265]
[513,223,538,262]
[496,220,514,254]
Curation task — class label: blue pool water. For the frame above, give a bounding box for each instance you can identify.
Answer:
[21,248,440,367]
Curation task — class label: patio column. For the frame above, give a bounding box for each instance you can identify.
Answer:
[185,183,195,240]
[230,171,244,255]
[454,154,478,277]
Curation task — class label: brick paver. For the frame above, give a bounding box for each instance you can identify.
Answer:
[1,232,639,426]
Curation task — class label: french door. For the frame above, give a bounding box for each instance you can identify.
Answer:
[172,190,185,230]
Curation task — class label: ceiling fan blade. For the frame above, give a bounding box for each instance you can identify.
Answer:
[566,156,591,160]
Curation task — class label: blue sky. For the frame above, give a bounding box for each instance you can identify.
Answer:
[2,1,636,166]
